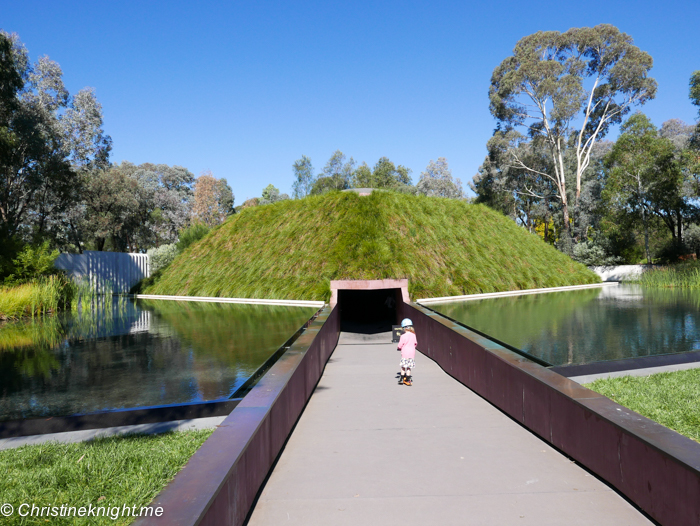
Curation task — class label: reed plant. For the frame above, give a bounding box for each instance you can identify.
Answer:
[0,275,74,321]
[633,261,700,289]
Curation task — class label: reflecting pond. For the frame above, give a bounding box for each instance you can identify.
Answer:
[429,285,700,366]
[0,300,317,421]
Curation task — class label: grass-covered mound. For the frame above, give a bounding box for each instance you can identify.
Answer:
[145,191,599,301]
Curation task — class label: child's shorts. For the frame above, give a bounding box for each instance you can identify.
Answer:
[400,358,415,369]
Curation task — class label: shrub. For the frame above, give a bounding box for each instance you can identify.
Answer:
[176,223,210,253]
[4,240,60,284]
[571,239,622,266]
[147,243,179,274]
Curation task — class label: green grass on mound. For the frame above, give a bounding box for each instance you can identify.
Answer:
[586,369,700,443]
[145,191,599,301]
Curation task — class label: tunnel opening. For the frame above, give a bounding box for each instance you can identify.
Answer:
[338,288,402,334]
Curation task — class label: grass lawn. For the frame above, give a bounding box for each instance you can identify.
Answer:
[0,430,213,525]
[585,368,700,442]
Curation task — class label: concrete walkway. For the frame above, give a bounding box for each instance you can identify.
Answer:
[248,332,652,526]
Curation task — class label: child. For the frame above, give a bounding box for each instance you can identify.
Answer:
[397,318,417,386]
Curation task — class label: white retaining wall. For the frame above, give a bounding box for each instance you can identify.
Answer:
[588,265,651,282]
[417,282,619,305]
[55,251,150,293]
[134,294,324,308]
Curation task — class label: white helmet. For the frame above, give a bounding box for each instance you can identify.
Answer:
[401,318,413,328]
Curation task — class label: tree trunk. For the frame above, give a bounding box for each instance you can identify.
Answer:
[561,201,572,250]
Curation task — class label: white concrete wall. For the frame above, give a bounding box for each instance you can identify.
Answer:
[417,282,618,305]
[588,265,651,282]
[55,251,150,293]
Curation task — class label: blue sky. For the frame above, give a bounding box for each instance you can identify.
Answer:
[3,0,698,202]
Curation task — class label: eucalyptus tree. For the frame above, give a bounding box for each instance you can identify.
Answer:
[322,150,356,190]
[472,130,559,235]
[80,165,140,252]
[351,157,412,189]
[0,32,23,143]
[0,31,111,244]
[191,171,234,227]
[310,150,357,195]
[489,24,656,242]
[376,157,412,187]
[689,71,700,172]
[0,33,73,238]
[603,113,680,264]
[98,162,196,251]
[416,157,464,199]
[691,71,700,118]
[131,163,195,246]
[292,155,315,198]
[260,183,289,204]
[34,88,112,246]
[659,119,699,202]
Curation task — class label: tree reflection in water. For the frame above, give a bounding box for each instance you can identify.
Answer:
[431,285,700,366]
[0,299,316,421]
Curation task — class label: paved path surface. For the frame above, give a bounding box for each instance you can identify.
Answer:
[248,332,652,526]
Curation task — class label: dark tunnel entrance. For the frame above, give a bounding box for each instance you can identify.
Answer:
[338,288,401,334]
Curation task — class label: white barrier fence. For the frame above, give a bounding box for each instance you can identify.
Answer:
[55,251,150,293]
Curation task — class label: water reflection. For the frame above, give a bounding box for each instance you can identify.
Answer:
[0,300,316,421]
[429,285,700,366]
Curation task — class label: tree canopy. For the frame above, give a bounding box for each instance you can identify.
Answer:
[292,155,315,199]
[603,113,681,263]
[488,24,656,241]
[191,171,234,228]
[293,152,419,197]
[417,158,464,198]
[0,31,111,244]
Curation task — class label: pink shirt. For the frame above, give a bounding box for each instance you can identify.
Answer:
[397,331,417,359]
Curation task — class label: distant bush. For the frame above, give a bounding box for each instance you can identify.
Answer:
[571,239,622,266]
[176,223,210,253]
[147,243,179,274]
